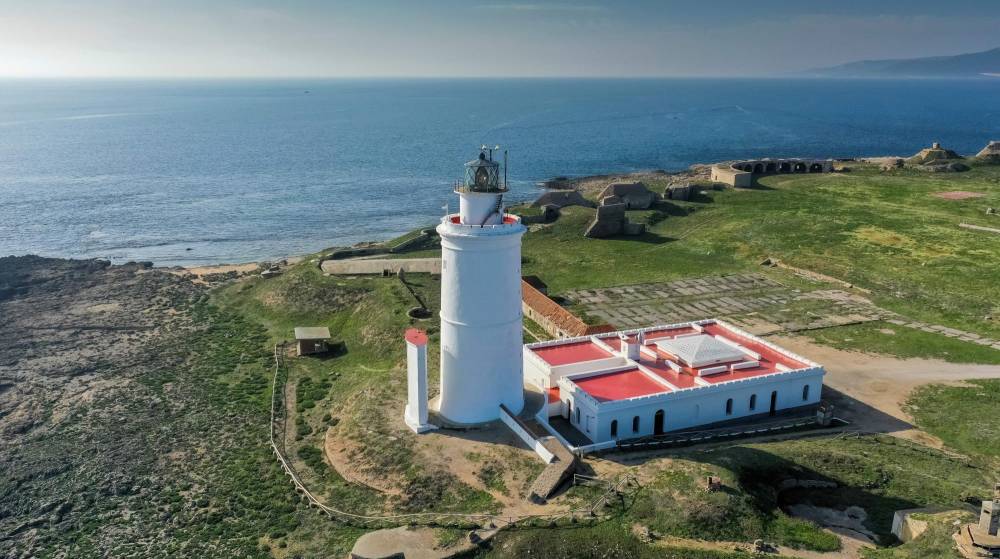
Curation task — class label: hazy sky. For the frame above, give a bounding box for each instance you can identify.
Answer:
[1,0,998,78]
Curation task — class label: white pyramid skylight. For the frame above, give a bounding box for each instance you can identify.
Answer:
[654,334,746,368]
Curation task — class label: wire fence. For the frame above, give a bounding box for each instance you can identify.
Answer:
[268,342,641,531]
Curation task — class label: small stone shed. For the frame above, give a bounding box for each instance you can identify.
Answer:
[597,181,656,209]
[294,326,331,356]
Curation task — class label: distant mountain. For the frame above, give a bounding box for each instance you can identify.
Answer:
[802,47,1000,78]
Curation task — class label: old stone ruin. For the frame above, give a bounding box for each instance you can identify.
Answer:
[664,183,695,201]
[955,483,1000,558]
[584,181,655,238]
[978,141,1000,161]
[908,141,970,172]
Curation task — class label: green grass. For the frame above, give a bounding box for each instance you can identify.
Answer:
[906,379,1000,459]
[211,259,501,519]
[860,511,973,559]
[471,522,764,559]
[625,453,838,551]
[807,321,1000,364]
[516,162,1000,347]
[76,161,994,558]
[615,432,994,551]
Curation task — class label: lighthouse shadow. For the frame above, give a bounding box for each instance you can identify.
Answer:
[607,230,674,245]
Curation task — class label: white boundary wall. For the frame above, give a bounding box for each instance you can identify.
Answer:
[499,406,555,464]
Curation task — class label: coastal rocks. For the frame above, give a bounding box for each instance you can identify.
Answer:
[909,141,962,164]
[597,181,656,209]
[539,176,573,189]
[531,189,595,209]
[977,140,1000,160]
[584,202,645,238]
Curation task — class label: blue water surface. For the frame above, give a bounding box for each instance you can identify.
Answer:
[0,78,997,265]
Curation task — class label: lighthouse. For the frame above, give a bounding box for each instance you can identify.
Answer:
[433,148,527,424]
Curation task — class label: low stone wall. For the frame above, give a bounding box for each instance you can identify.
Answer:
[321,258,441,275]
[498,405,556,464]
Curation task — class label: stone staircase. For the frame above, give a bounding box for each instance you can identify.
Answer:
[524,419,577,503]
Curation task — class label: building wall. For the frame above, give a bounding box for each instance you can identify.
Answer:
[562,368,825,444]
[710,166,752,188]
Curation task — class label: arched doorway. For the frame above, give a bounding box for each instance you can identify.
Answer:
[742,164,753,172]
[753,163,764,174]
[653,410,665,435]
[794,163,807,173]
[779,162,791,173]
[610,419,618,438]
[769,391,778,416]
[809,163,823,173]
[765,162,776,173]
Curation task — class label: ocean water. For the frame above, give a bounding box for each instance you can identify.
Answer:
[1,78,998,266]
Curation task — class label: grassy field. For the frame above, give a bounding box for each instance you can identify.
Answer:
[807,321,1000,364]
[59,160,998,558]
[906,379,1000,460]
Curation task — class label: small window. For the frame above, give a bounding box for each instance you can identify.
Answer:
[725,398,734,415]
[610,420,618,438]
[575,407,580,423]
[802,384,810,401]
[632,416,640,433]
[749,394,757,411]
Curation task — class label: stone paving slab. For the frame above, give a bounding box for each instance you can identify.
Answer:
[560,274,999,350]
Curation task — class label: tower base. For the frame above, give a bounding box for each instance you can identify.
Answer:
[404,404,438,434]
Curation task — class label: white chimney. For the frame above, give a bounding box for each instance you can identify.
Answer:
[622,334,640,360]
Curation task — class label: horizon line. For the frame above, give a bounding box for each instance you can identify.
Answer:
[1,74,994,81]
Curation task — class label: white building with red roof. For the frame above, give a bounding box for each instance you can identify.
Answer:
[524,319,825,445]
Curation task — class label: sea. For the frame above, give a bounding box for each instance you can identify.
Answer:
[1,78,998,266]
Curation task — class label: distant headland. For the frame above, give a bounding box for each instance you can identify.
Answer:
[801,46,1000,78]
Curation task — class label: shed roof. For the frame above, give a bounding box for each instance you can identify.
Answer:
[522,279,604,337]
[294,326,331,340]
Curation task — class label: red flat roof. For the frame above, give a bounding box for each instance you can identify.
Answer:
[638,356,700,389]
[532,341,612,366]
[642,326,700,341]
[701,323,805,370]
[572,368,670,402]
[548,387,561,403]
[601,336,622,351]
[697,364,778,384]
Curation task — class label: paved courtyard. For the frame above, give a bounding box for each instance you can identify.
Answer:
[561,273,889,334]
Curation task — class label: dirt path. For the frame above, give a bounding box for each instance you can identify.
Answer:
[771,335,1000,447]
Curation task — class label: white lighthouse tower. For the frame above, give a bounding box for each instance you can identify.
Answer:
[434,148,526,424]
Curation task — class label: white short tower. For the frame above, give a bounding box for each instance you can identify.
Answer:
[404,328,436,433]
[435,148,526,424]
